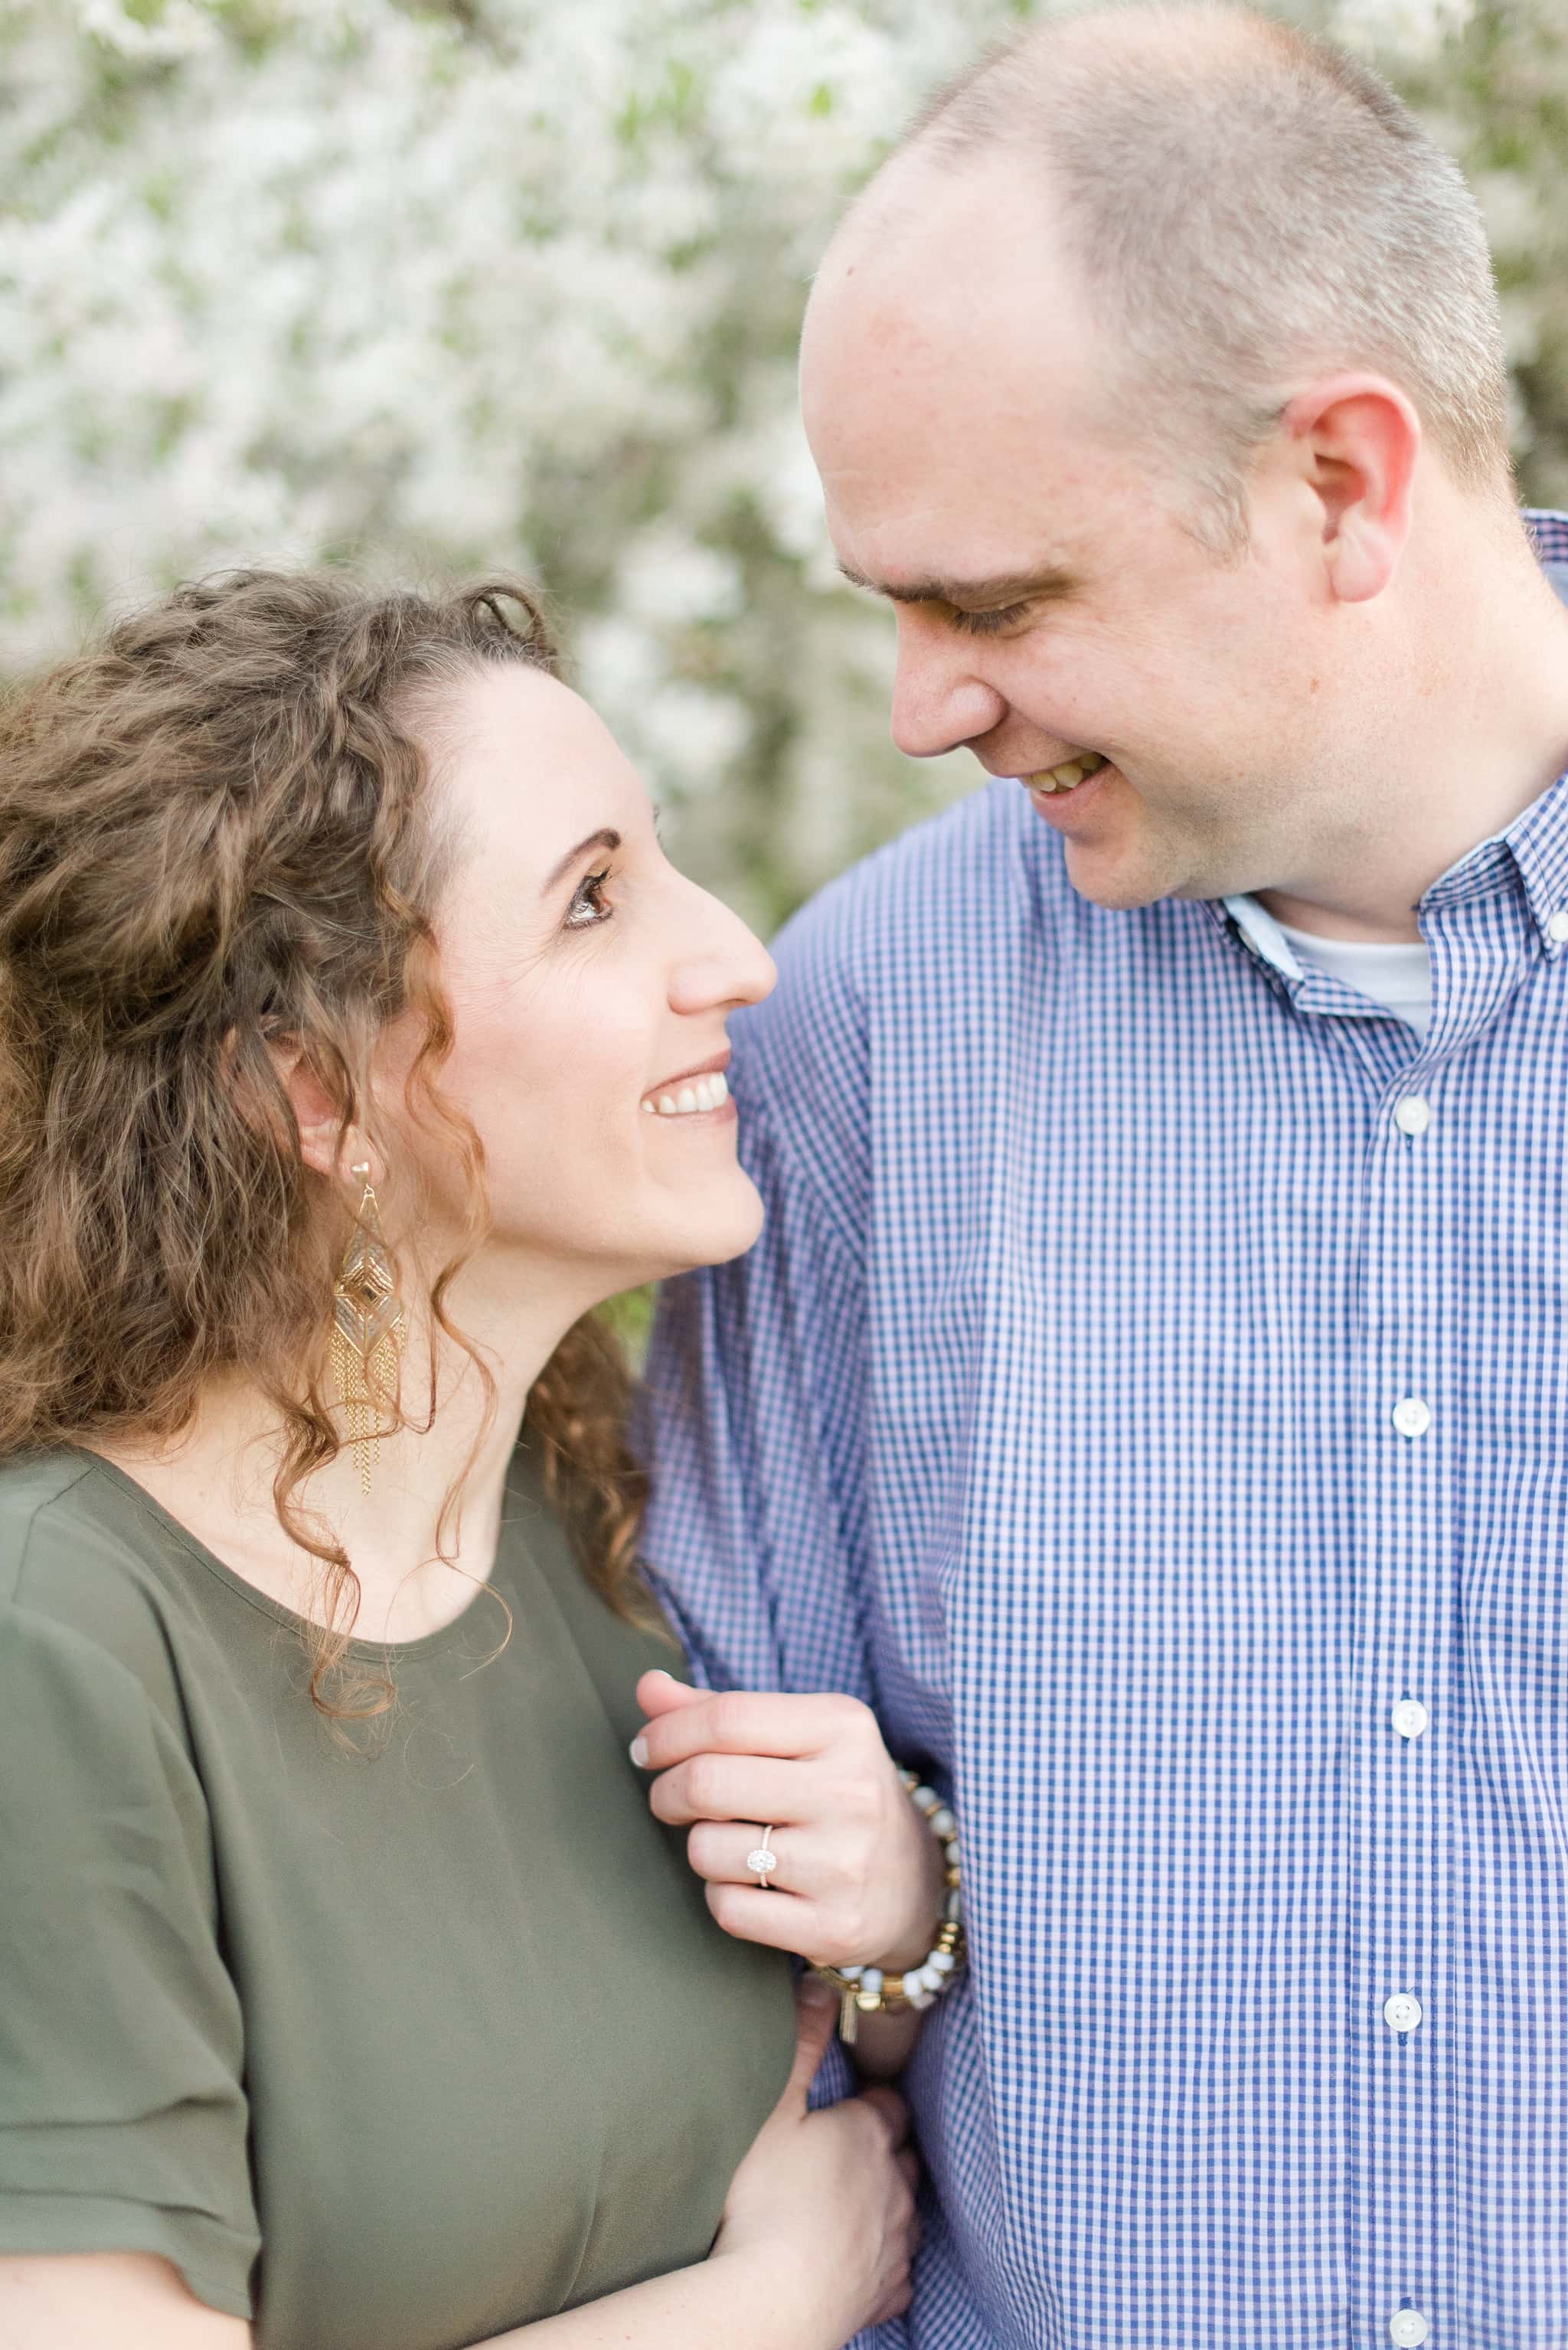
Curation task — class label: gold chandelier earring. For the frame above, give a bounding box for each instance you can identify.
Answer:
[329,1160,406,1496]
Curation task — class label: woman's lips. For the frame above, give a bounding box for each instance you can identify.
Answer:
[641,1067,733,1120]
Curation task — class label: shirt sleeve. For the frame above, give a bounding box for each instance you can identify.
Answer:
[639,1080,880,1706]
[0,1603,260,2318]
[636,926,909,2345]
[637,845,890,1698]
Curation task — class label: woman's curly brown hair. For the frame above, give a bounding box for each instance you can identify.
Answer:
[0,567,651,1716]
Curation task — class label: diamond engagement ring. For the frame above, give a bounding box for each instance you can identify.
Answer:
[746,1827,779,1888]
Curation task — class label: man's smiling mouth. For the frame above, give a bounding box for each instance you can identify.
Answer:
[1023,750,1108,796]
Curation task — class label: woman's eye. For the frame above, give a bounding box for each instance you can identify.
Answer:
[564,868,615,930]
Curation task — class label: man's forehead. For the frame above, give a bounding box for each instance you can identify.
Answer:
[802,240,1107,525]
[808,158,1085,365]
[818,429,1109,606]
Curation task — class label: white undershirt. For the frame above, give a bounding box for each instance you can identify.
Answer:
[1274,920,1432,1041]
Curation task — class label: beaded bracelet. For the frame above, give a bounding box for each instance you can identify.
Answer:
[812,1770,965,2045]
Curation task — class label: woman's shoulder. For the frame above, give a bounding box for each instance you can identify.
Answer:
[0,1449,195,1734]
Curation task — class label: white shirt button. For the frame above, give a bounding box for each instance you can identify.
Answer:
[1390,1698,1429,1740]
[1549,909,1568,945]
[1384,1992,1423,2033]
[1389,2310,1429,2346]
[1393,1095,1430,1137]
[1392,1397,1432,1440]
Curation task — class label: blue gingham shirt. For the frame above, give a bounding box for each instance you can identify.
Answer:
[639,512,1568,2350]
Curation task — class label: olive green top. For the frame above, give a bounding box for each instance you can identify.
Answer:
[0,1446,795,2350]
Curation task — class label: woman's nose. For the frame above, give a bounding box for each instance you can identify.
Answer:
[668,889,776,1014]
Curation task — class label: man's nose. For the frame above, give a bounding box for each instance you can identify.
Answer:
[889,610,1008,760]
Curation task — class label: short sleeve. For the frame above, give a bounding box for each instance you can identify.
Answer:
[0,1603,260,2317]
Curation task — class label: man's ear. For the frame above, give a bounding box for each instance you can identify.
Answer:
[1281,370,1422,605]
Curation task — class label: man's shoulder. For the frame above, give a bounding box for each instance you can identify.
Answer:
[782,774,1060,960]
[741,779,1070,1070]
[1524,508,1568,612]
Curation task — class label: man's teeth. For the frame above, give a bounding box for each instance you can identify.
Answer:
[1024,750,1108,795]
[642,1069,730,1118]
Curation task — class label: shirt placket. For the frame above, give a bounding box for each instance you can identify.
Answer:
[1344,1039,1455,2350]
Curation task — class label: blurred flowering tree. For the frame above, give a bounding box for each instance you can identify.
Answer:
[1,0,1564,925]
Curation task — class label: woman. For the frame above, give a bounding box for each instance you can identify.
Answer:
[0,572,933,2348]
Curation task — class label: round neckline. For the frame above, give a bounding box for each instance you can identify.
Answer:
[77,1449,519,1663]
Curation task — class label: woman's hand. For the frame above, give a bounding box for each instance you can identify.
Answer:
[631,1672,946,1975]
[710,1978,920,2342]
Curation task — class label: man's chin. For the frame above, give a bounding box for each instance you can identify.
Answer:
[1060,835,1179,913]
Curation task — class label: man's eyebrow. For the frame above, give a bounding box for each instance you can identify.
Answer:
[541,827,621,895]
[836,560,1080,606]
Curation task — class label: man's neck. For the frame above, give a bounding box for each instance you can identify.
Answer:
[1256,886,1427,946]
[1258,527,1568,946]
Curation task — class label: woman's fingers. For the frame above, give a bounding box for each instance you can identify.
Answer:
[699,1869,881,1968]
[632,1687,874,1771]
[647,1753,802,1830]
[633,1668,707,1722]
[687,1818,826,1895]
[704,1879,832,1953]
[897,2147,922,2191]
[855,2084,912,2149]
[630,1679,944,1973]
[779,1977,838,2109]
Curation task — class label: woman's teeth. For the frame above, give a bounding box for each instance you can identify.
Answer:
[642,1069,730,1118]
[1025,750,1107,795]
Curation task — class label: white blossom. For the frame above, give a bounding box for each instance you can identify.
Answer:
[1329,0,1476,64]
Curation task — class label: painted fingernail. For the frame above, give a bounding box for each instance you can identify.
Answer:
[629,1735,649,1767]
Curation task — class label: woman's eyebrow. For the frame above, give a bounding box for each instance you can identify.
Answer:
[540,827,621,895]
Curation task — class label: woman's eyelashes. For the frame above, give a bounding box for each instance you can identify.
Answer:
[563,866,616,931]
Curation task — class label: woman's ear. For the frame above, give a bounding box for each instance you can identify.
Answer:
[267,1038,375,1187]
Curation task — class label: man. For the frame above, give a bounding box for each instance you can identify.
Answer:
[639,9,1568,2345]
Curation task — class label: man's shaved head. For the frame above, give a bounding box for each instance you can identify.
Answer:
[831,2,1511,544]
[796,2,1560,926]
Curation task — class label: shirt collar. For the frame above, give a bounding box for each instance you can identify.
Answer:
[1488,765,1568,953]
[1217,891,1302,982]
